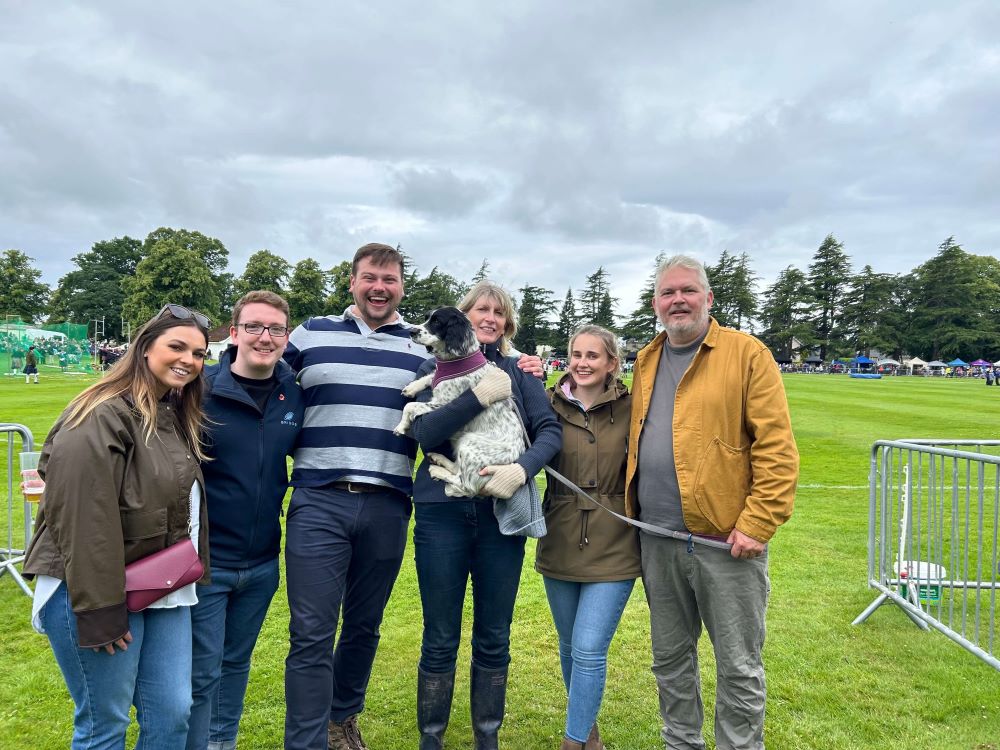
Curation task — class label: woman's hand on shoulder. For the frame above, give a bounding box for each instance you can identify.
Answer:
[516,354,545,379]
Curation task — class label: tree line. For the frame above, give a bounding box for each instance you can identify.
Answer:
[2,229,998,360]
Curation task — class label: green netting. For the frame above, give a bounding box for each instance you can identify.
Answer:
[1,317,96,375]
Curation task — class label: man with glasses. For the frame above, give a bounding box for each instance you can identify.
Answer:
[187,290,304,750]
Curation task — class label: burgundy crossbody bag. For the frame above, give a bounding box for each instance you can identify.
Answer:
[123,490,203,612]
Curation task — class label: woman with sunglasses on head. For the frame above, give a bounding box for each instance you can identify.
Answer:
[535,325,640,750]
[24,304,212,750]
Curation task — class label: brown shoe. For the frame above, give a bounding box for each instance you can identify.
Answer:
[585,723,604,750]
[560,738,585,750]
[328,715,370,750]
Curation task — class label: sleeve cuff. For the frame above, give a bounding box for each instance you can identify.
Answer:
[75,602,129,649]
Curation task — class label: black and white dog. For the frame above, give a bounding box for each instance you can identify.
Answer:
[393,306,525,497]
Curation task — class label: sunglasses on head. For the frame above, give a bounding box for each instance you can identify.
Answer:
[158,304,211,330]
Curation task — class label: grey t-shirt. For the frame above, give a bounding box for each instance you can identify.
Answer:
[637,332,706,530]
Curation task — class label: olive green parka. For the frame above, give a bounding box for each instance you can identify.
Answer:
[535,375,640,582]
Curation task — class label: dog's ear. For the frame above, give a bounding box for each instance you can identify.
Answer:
[443,308,473,351]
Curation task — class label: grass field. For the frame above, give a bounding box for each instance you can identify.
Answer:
[2,370,999,749]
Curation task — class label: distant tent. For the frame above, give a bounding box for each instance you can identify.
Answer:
[804,356,822,364]
[851,355,875,364]
[878,359,900,366]
[970,359,992,367]
[947,358,968,367]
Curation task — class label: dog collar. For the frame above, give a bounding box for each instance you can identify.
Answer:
[432,350,489,387]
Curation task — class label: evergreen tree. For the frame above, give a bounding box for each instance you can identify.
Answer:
[806,234,852,361]
[758,265,813,361]
[471,260,490,285]
[620,253,664,347]
[839,266,904,357]
[399,266,463,323]
[578,267,618,325]
[514,284,555,355]
[707,250,758,329]
[907,238,1000,359]
[554,288,579,351]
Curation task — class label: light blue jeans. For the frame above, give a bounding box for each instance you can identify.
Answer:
[40,580,193,750]
[543,576,635,743]
[187,558,280,750]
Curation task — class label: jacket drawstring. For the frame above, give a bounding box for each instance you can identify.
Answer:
[579,509,591,549]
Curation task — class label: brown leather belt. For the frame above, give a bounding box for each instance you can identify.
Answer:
[332,480,392,494]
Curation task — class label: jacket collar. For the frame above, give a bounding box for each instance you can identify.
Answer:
[640,317,720,366]
[551,373,628,410]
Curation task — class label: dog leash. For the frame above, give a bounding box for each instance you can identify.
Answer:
[541,464,733,551]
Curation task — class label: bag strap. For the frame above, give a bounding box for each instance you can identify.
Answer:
[542,464,732,552]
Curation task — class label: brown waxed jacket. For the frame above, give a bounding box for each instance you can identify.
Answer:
[625,318,798,543]
[24,397,208,648]
[535,375,641,582]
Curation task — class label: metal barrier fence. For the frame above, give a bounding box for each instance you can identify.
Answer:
[1,423,35,596]
[853,439,1000,671]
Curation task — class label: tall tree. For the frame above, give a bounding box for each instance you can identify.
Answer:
[907,237,1000,359]
[806,234,852,361]
[47,236,143,338]
[620,253,664,347]
[595,291,616,330]
[122,241,219,326]
[554,288,579,351]
[710,251,759,331]
[758,265,813,361]
[839,266,905,358]
[578,267,617,325]
[287,258,329,323]
[0,249,49,323]
[238,250,291,296]
[471,260,490,285]
[325,261,354,315]
[399,266,463,323]
[514,285,555,355]
[142,227,229,274]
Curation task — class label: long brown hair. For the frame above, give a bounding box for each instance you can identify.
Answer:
[63,312,209,461]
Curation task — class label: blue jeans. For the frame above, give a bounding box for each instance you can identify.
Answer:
[39,581,193,750]
[413,500,526,673]
[187,558,280,750]
[543,577,635,742]
[284,486,411,750]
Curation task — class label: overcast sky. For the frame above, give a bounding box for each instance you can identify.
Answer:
[3,1,999,315]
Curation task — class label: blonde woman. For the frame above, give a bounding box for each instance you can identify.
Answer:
[24,304,212,750]
[535,325,640,750]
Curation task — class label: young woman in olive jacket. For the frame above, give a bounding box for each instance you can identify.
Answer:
[24,305,211,750]
[535,325,641,750]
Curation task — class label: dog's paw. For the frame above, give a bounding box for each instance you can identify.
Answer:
[444,483,473,498]
[401,382,424,398]
[426,452,458,471]
[427,464,454,482]
[392,420,409,436]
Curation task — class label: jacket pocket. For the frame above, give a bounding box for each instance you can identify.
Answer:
[121,507,168,540]
[692,438,750,532]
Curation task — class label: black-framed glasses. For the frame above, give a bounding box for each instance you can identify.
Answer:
[158,304,212,330]
[237,322,289,338]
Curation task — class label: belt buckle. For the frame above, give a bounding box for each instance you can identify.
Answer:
[344,481,366,494]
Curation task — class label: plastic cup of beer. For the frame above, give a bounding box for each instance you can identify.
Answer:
[19,452,44,503]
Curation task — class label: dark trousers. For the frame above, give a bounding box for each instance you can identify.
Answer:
[413,499,526,673]
[283,486,411,750]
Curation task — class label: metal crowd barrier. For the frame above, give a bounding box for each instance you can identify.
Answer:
[853,439,1000,671]
[1,423,35,596]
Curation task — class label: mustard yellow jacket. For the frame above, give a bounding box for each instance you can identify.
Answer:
[624,318,798,543]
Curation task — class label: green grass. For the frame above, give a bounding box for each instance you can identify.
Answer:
[2,372,1000,749]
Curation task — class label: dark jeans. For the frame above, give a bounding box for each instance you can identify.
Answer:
[283,486,411,750]
[413,499,527,673]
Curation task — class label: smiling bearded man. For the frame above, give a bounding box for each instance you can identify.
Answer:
[625,254,798,750]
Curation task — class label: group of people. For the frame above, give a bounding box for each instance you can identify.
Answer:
[23,243,799,750]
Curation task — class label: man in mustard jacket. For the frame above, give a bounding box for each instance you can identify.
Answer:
[625,255,798,750]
